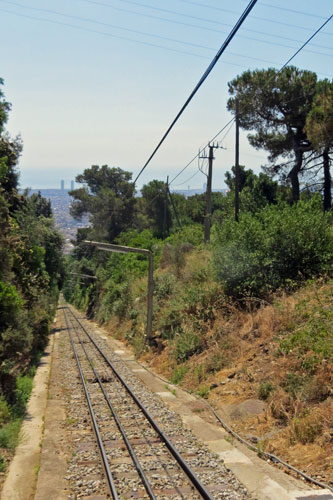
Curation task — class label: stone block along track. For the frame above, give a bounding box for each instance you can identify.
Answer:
[58,304,251,500]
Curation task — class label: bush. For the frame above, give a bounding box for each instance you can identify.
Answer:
[170,365,188,384]
[205,351,228,374]
[0,281,23,329]
[154,273,176,301]
[290,415,322,444]
[0,419,22,449]
[278,289,333,371]
[0,397,11,424]
[197,385,210,398]
[258,381,275,401]
[12,375,34,417]
[173,328,204,362]
[0,455,6,472]
[213,197,333,300]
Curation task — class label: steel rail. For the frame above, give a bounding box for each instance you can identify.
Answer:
[66,310,157,500]
[67,305,216,500]
[63,308,119,500]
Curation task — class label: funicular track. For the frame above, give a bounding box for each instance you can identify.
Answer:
[63,305,218,500]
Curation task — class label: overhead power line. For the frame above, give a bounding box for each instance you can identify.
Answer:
[7,0,332,68]
[169,118,235,186]
[279,13,333,71]
[2,5,332,80]
[167,13,333,188]
[78,0,333,53]
[176,0,333,34]
[178,0,326,21]
[133,0,258,185]
[0,7,208,60]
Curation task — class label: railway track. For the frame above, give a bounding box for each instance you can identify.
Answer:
[61,304,249,500]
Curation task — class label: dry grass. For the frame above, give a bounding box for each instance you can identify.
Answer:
[101,245,333,485]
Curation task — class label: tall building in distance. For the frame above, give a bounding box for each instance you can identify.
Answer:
[70,180,74,190]
[61,179,65,190]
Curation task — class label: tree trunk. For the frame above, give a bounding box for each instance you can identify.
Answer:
[289,146,303,203]
[323,148,332,211]
[288,136,304,203]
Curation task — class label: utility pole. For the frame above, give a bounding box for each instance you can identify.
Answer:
[163,176,169,239]
[235,97,240,222]
[200,142,221,244]
[167,188,182,229]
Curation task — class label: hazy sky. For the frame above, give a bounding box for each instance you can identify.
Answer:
[1,0,332,190]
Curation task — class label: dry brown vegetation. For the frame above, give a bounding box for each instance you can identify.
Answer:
[105,249,333,487]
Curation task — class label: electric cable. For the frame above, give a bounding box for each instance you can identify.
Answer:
[78,0,333,54]
[133,0,258,185]
[168,118,235,186]
[176,0,333,35]
[4,0,332,65]
[279,13,333,71]
[171,168,201,188]
[0,7,208,60]
[167,14,333,190]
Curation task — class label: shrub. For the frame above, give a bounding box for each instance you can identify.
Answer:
[173,328,204,362]
[197,385,210,398]
[278,291,333,372]
[0,281,23,329]
[0,397,11,424]
[170,365,188,384]
[0,419,22,449]
[12,375,34,417]
[213,198,333,299]
[289,415,322,444]
[158,300,183,339]
[258,381,275,401]
[205,351,228,374]
[281,372,306,399]
[154,273,176,301]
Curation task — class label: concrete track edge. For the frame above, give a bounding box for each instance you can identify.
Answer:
[0,334,54,500]
[89,320,332,500]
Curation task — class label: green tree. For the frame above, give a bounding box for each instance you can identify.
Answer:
[141,179,171,238]
[28,191,52,218]
[305,80,333,210]
[70,165,136,242]
[227,67,318,203]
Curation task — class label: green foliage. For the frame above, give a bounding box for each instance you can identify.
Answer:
[70,165,136,242]
[166,224,203,248]
[197,385,210,399]
[278,285,333,373]
[141,180,171,238]
[12,375,34,417]
[290,416,322,444]
[213,198,333,299]
[170,365,188,384]
[0,78,63,406]
[0,397,10,424]
[158,300,183,339]
[154,273,176,301]
[205,351,228,374]
[281,373,306,398]
[305,80,333,151]
[258,381,275,401]
[0,419,21,450]
[0,281,23,327]
[227,66,318,202]
[173,328,204,362]
[0,455,6,472]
